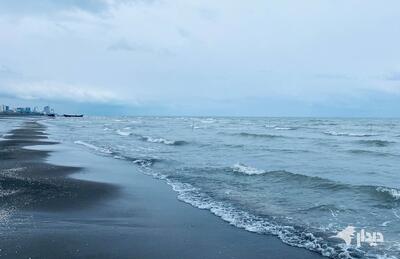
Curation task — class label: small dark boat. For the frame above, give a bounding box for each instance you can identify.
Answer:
[63,114,83,118]
[47,113,56,117]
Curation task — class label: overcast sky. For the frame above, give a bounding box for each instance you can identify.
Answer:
[0,0,399,116]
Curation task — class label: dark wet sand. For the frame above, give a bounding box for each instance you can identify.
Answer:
[0,120,325,259]
[0,121,118,211]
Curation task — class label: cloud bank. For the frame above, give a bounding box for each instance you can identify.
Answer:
[0,81,121,103]
[0,0,400,116]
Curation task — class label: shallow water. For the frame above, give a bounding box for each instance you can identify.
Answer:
[40,117,400,258]
[0,117,23,138]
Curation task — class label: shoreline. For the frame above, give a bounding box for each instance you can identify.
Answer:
[0,119,324,258]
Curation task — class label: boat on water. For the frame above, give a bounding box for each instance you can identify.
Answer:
[63,114,83,118]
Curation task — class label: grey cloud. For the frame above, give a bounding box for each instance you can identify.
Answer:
[0,80,122,103]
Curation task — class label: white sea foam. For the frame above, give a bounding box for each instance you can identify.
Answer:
[1,167,26,174]
[141,136,186,146]
[324,131,377,137]
[0,189,20,198]
[376,187,400,200]
[274,127,295,130]
[116,130,131,136]
[0,208,14,224]
[163,178,349,258]
[381,221,391,227]
[200,118,216,124]
[74,140,113,154]
[144,136,174,145]
[232,163,266,175]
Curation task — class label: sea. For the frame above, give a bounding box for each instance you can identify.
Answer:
[3,116,400,258]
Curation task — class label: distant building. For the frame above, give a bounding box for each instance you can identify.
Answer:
[1,105,10,112]
[1,104,44,115]
[43,106,51,114]
[16,107,25,113]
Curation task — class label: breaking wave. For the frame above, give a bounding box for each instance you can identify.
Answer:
[74,141,113,154]
[116,130,132,136]
[376,187,400,200]
[274,127,298,131]
[112,153,162,168]
[232,163,266,175]
[165,179,357,259]
[222,132,284,139]
[74,140,161,168]
[0,189,20,198]
[228,165,400,203]
[139,136,188,146]
[324,131,377,137]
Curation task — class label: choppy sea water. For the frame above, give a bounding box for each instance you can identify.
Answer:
[36,117,400,258]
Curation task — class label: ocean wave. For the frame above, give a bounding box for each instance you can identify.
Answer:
[1,167,26,174]
[226,132,284,139]
[324,131,377,137]
[74,141,113,154]
[165,179,355,259]
[376,187,400,200]
[0,208,14,223]
[112,154,161,168]
[274,127,298,131]
[0,189,20,198]
[222,143,245,148]
[232,163,266,175]
[347,149,395,157]
[131,158,159,167]
[229,165,400,203]
[200,119,216,124]
[74,140,163,168]
[358,140,395,147]
[299,204,345,214]
[263,170,400,202]
[116,130,132,136]
[139,136,187,146]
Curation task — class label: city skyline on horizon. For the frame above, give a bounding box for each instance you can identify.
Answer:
[0,103,53,115]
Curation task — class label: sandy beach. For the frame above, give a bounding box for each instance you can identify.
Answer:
[0,119,324,258]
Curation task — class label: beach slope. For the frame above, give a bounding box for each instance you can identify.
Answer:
[0,119,324,259]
